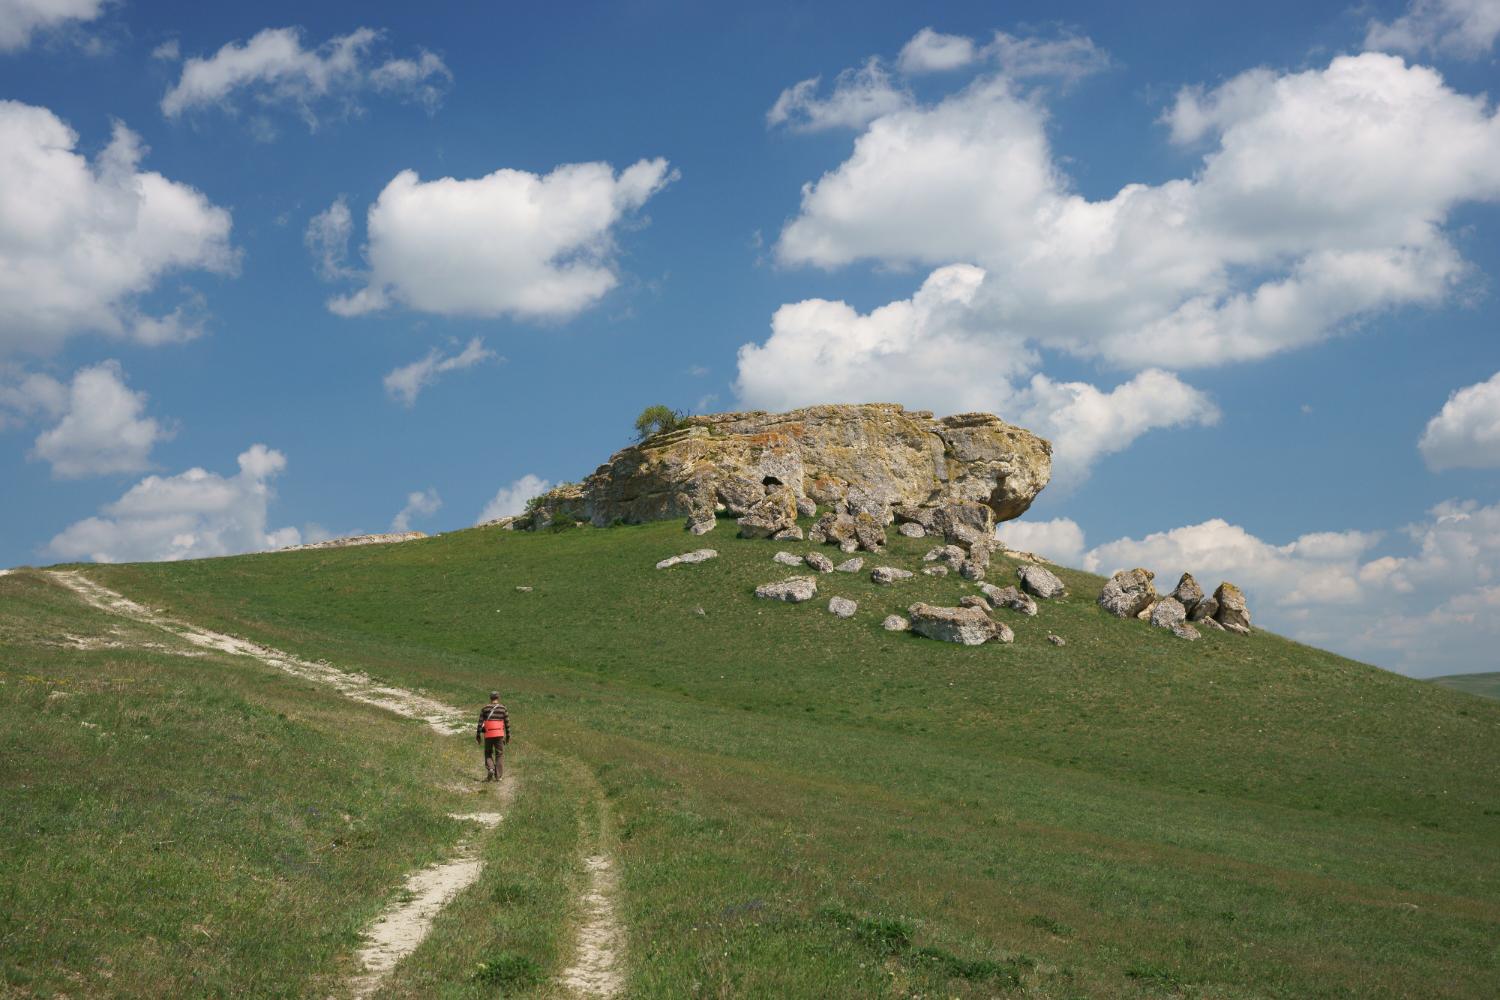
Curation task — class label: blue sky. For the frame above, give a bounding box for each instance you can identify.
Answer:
[3,0,1500,676]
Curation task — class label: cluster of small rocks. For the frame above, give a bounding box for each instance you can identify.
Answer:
[1097,568,1251,640]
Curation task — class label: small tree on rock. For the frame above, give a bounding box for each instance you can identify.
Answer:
[634,404,684,442]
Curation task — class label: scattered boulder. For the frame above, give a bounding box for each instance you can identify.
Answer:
[1200,616,1226,632]
[852,511,887,552]
[1047,633,1066,646]
[1098,568,1156,618]
[1171,622,1201,641]
[882,614,910,632]
[835,557,864,573]
[754,576,817,603]
[982,584,1038,617]
[1214,583,1252,633]
[796,496,817,518]
[959,560,986,582]
[994,622,1015,644]
[931,500,996,549]
[686,516,716,536]
[924,544,968,568]
[897,522,927,538]
[773,551,804,567]
[907,603,999,645]
[1187,596,1218,622]
[772,525,805,541]
[1018,564,1065,599]
[737,487,799,539]
[1149,598,1187,629]
[959,595,993,612]
[805,551,834,574]
[716,475,766,517]
[923,564,950,577]
[515,586,533,593]
[966,540,993,571]
[813,511,857,550]
[1171,573,1204,613]
[655,549,719,570]
[871,566,914,585]
[828,596,858,619]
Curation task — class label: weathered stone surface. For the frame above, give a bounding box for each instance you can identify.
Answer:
[852,511,887,552]
[931,500,996,549]
[871,566,914,585]
[796,496,817,518]
[893,505,937,530]
[754,576,817,603]
[1150,597,1187,629]
[1098,568,1157,618]
[828,596,858,618]
[1171,573,1204,613]
[959,560,986,581]
[960,595,993,611]
[1222,621,1250,636]
[771,525,805,541]
[1214,583,1251,632]
[528,404,1051,529]
[716,475,766,517]
[1018,564,1065,599]
[686,516,716,535]
[982,584,1037,617]
[897,522,926,538]
[1171,622,1201,641]
[1200,616,1226,631]
[966,539,993,571]
[1136,602,1157,621]
[908,603,999,645]
[882,614,910,632]
[1047,633,1066,646]
[737,486,799,538]
[924,544,968,568]
[773,551,804,567]
[805,551,834,574]
[923,564,949,577]
[814,511,856,549]
[835,557,864,573]
[1187,596,1218,622]
[655,548,718,570]
[845,485,895,524]
[994,622,1015,644]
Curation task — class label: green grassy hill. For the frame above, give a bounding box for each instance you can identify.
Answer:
[1431,671,1500,701]
[6,516,1499,997]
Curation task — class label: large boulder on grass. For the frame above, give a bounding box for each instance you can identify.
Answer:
[754,576,817,603]
[737,487,799,538]
[1171,573,1204,614]
[1018,564,1065,599]
[1214,582,1252,633]
[1098,568,1156,618]
[908,603,1000,646]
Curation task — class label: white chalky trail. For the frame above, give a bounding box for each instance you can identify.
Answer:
[49,569,627,998]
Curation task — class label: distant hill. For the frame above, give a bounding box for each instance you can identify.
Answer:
[1430,671,1500,700]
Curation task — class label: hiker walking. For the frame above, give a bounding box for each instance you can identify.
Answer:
[476,691,511,782]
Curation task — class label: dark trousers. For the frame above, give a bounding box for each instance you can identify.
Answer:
[483,737,505,777]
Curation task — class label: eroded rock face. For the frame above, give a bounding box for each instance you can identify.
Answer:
[1098,568,1157,618]
[738,487,799,539]
[1171,573,1204,613]
[908,603,999,645]
[527,404,1051,529]
[1150,597,1187,629]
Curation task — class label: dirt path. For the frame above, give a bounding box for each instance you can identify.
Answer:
[560,854,626,997]
[49,569,627,998]
[49,571,466,735]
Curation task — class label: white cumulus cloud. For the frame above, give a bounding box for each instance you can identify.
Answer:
[994,516,1087,566]
[383,337,498,407]
[304,196,355,280]
[897,28,979,74]
[776,54,1500,371]
[0,0,106,52]
[391,487,440,531]
[322,158,675,320]
[161,26,452,125]
[0,102,236,357]
[734,265,1218,488]
[1365,0,1500,59]
[766,58,912,132]
[1419,370,1500,470]
[477,474,552,524]
[47,444,301,563]
[31,361,170,478]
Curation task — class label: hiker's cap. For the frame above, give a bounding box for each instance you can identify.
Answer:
[490,691,500,700]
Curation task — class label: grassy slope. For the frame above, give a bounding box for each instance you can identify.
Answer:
[1431,672,1500,701]
[0,571,582,999]
[58,518,1500,997]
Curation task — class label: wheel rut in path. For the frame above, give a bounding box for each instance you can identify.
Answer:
[49,569,627,998]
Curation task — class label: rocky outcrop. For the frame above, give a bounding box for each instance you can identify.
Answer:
[907,603,999,645]
[1098,568,1156,618]
[1171,573,1204,613]
[737,487,798,539]
[525,403,1051,532]
[754,577,817,603]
